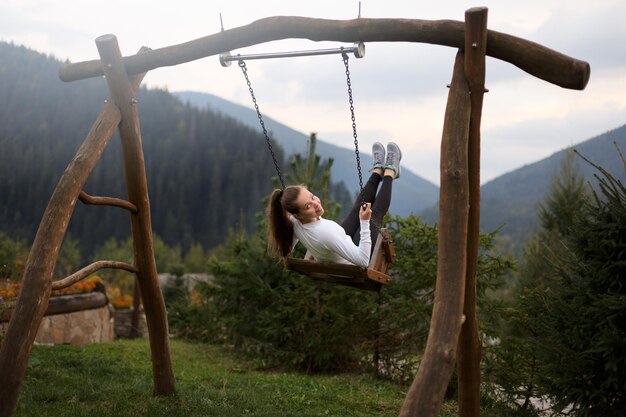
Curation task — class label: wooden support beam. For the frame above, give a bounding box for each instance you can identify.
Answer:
[0,51,147,417]
[51,260,137,290]
[0,104,121,417]
[95,34,175,397]
[400,50,470,417]
[58,16,589,90]
[457,7,488,417]
[79,190,138,213]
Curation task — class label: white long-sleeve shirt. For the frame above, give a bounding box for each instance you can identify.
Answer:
[290,216,371,267]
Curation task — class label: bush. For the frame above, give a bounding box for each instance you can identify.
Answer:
[531,153,626,416]
[169,214,513,380]
[204,228,374,372]
[491,149,626,416]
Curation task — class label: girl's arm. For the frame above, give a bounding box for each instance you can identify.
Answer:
[326,219,371,267]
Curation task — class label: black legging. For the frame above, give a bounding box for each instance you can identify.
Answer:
[340,172,393,249]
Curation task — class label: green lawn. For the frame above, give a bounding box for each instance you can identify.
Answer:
[14,338,438,417]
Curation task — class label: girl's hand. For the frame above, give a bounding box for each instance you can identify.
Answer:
[359,202,372,221]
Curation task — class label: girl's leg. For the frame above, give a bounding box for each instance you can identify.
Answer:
[340,172,382,243]
[369,175,393,248]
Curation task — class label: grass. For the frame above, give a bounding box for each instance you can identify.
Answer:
[15,338,452,417]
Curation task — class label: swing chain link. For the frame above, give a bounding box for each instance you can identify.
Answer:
[343,51,383,236]
[342,52,364,201]
[238,60,286,189]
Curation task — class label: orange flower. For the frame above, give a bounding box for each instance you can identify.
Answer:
[1,275,105,301]
[51,275,104,296]
[0,282,20,300]
[110,294,134,309]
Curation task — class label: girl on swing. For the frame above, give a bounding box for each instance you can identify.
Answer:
[267,142,401,267]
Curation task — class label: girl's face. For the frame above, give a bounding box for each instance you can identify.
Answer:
[294,188,324,223]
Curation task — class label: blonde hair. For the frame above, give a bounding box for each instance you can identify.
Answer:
[266,185,305,260]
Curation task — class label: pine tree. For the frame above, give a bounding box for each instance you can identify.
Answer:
[503,147,626,416]
[532,147,626,416]
[488,150,588,412]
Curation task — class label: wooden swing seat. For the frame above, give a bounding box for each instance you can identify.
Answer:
[285,228,396,292]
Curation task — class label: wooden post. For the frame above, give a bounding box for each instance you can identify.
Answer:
[130,278,141,338]
[95,34,175,396]
[0,105,122,417]
[400,50,470,417]
[458,7,488,417]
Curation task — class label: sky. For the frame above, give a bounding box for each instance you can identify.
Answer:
[2,0,625,185]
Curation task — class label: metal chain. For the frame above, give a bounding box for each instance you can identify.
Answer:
[238,60,286,189]
[342,52,383,236]
[342,52,364,201]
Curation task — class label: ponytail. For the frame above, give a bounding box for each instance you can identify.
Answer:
[266,186,303,260]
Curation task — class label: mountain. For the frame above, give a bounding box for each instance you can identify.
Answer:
[0,42,286,256]
[173,91,440,216]
[481,125,626,251]
[2,40,624,260]
[173,91,626,255]
[421,124,626,254]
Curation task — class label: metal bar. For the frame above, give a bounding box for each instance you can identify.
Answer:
[220,42,364,66]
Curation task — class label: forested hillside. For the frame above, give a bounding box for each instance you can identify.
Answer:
[480,124,626,247]
[174,91,440,216]
[3,41,624,260]
[0,42,350,257]
[422,124,626,254]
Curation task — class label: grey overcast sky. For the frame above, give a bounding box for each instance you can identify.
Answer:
[2,0,625,185]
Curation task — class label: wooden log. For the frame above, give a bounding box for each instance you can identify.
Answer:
[0,52,147,417]
[58,16,589,90]
[400,50,470,417]
[45,292,108,316]
[95,34,175,397]
[457,7,487,417]
[1,292,108,323]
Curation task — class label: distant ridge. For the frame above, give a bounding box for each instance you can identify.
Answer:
[2,36,623,256]
[481,124,626,247]
[174,91,440,216]
[422,123,626,254]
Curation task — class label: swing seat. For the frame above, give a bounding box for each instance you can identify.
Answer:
[286,228,396,292]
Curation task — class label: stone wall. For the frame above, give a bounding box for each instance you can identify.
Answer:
[0,304,114,345]
[112,308,148,339]
[35,305,114,345]
[1,292,152,345]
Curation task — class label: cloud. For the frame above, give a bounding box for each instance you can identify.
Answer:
[533,1,626,70]
[2,0,623,187]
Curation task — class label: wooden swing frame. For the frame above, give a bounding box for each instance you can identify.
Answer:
[286,228,396,291]
[0,8,590,417]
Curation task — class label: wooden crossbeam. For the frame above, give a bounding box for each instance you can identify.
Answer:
[59,17,589,90]
[51,260,137,291]
[78,190,138,213]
